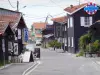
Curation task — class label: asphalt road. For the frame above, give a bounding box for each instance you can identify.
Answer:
[28,47,100,75]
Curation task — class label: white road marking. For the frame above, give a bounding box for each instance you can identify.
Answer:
[25,61,41,75]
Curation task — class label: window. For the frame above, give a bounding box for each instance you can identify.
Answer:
[71,37,74,47]
[68,37,70,47]
[70,17,73,27]
[80,17,92,27]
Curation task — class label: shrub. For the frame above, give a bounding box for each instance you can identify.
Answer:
[48,40,57,47]
[55,42,61,49]
[76,50,84,57]
[91,40,100,52]
[79,33,91,52]
[85,40,100,53]
[48,40,61,48]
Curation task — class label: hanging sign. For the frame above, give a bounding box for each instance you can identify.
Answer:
[24,28,28,42]
[14,43,18,55]
[2,39,5,52]
[84,2,98,15]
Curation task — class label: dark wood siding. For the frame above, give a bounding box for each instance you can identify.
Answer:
[73,7,100,53]
[67,14,75,53]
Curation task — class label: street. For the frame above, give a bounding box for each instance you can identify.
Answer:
[28,47,100,75]
[1,44,100,75]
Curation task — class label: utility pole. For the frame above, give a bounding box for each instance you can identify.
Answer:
[17,0,19,11]
[79,0,80,5]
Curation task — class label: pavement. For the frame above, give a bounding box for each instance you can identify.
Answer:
[0,62,36,75]
[28,47,100,75]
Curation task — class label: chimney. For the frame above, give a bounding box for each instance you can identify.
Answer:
[70,5,73,8]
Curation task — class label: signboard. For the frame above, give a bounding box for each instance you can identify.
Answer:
[24,28,28,42]
[2,39,5,52]
[15,28,18,41]
[23,51,34,62]
[18,29,21,39]
[14,43,18,55]
[84,2,98,15]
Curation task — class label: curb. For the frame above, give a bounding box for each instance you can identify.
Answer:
[0,63,13,70]
[22,61,38,75]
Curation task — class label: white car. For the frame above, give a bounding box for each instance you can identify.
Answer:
[36,40,41,46]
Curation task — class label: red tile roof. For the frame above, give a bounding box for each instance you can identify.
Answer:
[0,8,21,29]
[64,3,87,14]
[0,14,20,28]
[35,34,42,37]
[33,22,47,29]
[0,21,9,34]
[51,16,68,23]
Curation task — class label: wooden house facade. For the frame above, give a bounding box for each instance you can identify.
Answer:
[64,3,100,53]
[0,8,27,62]
[52,16,68,51]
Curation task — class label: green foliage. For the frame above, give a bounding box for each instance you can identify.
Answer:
[55,42,61,48]
[84,40,100,53]
[79,33,91,52]
[48,40,57,47]
[76,50,84,57]
[91,40,100,52]
[48,40,61,48]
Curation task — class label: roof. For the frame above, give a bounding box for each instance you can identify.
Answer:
[35,34,42,37]
[0,8,22,29]
[33,22,47,29]
[64,3,87,15]
[51,16,68,23]
[0,21,9,34]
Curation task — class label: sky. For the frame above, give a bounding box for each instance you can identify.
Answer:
[0,0,100,29]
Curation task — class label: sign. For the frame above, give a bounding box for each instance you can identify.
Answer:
[84,2,98,15]
[15,28,18,41]
[2,39,5,52]
[14,43,18,55]
[18,29,21,39]
[24,28,28,42]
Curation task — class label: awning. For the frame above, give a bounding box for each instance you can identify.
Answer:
[43,34,54,38]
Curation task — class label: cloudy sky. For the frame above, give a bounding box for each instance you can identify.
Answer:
[0,0,99,29]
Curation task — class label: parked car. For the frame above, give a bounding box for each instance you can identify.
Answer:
[36,40,41,46]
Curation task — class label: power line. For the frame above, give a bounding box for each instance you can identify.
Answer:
[8,0,15,8]
[49,0,64,9]
[24,12,66,20]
